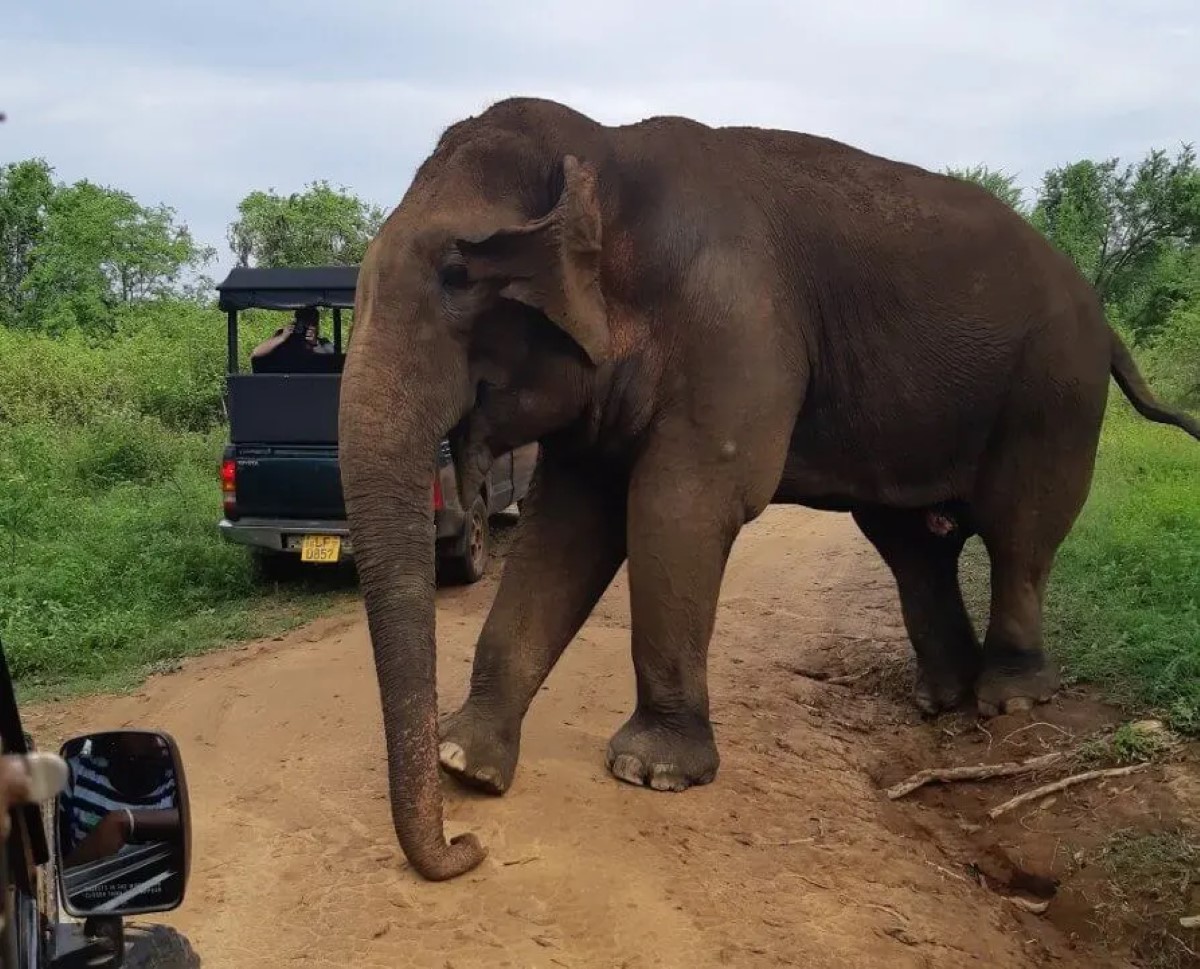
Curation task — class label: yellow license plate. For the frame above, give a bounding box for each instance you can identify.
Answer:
[300,534,341,563]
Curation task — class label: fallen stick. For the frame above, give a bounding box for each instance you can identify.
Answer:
[1006,897,1050,915]
[987,763,1151,820]
[886,752,1066,800]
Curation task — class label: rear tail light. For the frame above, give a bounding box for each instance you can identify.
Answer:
[220,458,237,516]
[432,473,444,511]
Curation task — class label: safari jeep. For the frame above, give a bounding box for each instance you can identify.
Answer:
[0,637,197,968]
[213,265,538,583]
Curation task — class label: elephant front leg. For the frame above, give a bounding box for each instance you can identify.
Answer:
[439,454,627,794]
[606,459,743,792]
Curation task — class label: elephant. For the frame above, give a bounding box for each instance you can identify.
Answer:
[337,96,1200,882]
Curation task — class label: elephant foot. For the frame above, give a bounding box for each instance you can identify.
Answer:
[975,653,1060,717]
[913,654,980,716]
[605,711,718,792]
[913,667,976,716]
[437,704,520,796]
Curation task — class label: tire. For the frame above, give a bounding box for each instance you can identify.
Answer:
[123,925,201,969]
[442,495,489,585]
[251,548,303,583]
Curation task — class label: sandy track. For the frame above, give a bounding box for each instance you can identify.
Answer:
[28,507,1165,968]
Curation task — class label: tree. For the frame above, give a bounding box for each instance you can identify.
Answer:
[19,180,213,334]
[1109,244,1200,341]
[1030,146,1200,308]
[0,159,55,326]
[227,182,386,268]
[944,164,1026,211]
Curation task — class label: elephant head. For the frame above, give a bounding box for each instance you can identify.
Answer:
[338,140,610,880]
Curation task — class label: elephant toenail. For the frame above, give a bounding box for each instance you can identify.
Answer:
[474,766,503,789]
[610,754,646,786]
[439,742,467,772]
[649,767,686,792]
[1004,696,1034,713]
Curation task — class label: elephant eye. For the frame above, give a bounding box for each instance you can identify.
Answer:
[439,261,471,291]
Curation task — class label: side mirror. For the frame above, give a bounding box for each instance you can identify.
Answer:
[54,731,191,918]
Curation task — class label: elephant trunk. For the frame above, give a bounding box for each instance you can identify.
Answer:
[339,356,486,882]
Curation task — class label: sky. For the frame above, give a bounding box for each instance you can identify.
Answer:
[3,1,1198,278]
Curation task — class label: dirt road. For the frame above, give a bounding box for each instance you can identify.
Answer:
[28,507,1196,968]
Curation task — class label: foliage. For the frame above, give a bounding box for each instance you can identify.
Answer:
[1078,720,1176,766]
[943,164,1026,211]
[0,420,349,691]
[1107,244,1200,345]
[0,159,55,326]
[0,321,352,693]
[0,161,213,334]
[227,181,386,268]
[1030,146,1200,314]
[1144,300,1200,408]
[0,301,227,431]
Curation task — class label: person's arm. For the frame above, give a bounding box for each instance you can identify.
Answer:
[250,325,294,359]
[1,753,68,841]
[63,808,181,866]
[0,756,31,841]
[127,808,180,843]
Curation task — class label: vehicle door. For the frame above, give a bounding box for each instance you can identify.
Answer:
[510,443,539,501]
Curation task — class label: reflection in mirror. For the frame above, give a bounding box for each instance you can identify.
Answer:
[56,731,186,916]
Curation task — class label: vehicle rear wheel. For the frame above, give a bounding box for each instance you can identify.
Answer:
[442,496,489,585]
[123,925,201,968]
[251,548,303,583]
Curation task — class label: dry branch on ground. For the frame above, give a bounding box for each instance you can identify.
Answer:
[986,763,1151,820]
[886,752,1066,800]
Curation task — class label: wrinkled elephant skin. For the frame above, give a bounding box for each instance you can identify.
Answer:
[337,97,1200,881]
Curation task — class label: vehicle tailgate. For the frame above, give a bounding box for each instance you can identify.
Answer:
[231,446,345,520]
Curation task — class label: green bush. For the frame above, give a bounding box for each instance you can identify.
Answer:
[0,300,227,430]
[1146,303,1200,409]
[69,413,177,488]
[0,305,347,694]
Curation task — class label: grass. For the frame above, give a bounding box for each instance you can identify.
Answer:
[1077,720,1178,767]
[960,394,1200,734]
[0,304,360,699]
[0,414,358,699]
[1088,829,1200,969]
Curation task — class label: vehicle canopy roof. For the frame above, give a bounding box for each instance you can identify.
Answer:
[216,265,359,312]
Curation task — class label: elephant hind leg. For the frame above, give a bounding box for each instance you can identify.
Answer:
[970,446,1098,716]
[972,540,1061,716]
[971,497,1084,716]
[852,505,981,714]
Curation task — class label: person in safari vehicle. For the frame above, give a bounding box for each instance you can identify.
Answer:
[250,306,334,367]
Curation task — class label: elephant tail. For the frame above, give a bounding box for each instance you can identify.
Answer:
[1109,329,1200,442]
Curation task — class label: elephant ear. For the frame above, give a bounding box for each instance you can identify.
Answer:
[458,155,609,365]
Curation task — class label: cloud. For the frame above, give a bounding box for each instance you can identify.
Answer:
[3,0,1197,276]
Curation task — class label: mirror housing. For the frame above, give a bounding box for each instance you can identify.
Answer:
[54,730,191,918]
